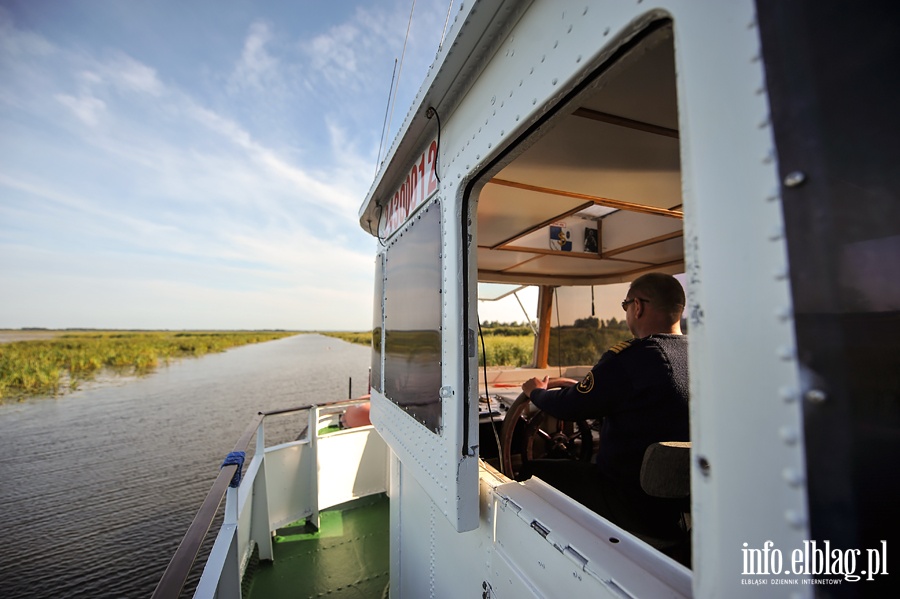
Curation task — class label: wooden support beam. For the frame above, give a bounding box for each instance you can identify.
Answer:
[489,178,683,219]
[534,285,554,369]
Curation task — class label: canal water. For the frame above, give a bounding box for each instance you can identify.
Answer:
[0,334,371,598]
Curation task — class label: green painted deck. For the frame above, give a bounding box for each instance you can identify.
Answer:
[244,494,390,599]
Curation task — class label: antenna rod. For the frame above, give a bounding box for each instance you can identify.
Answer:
[439,1,454,49]
[385,0,416,154]
[376,58,398,173]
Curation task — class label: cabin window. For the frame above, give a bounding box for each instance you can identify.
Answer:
[467,22,690,563]
[383,202,442,433]
[544,285,635,367]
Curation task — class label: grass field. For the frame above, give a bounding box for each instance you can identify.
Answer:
[0,330,298,402]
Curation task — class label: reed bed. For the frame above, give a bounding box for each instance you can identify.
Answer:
[322,331,373,346]
[0,331,297,402]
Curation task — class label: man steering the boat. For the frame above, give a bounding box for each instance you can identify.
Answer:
[521,272,689,539]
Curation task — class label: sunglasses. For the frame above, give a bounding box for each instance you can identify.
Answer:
[621,297,650,311]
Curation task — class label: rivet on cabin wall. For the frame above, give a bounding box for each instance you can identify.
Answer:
[782,467,804,488]
[785,509,806,529]
[805,389,827,404]
[779,426,799,445]
[779,386,798,403]
[783,171,806,187]
[777,345,795,361]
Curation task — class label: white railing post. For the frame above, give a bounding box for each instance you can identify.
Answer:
[251,420,274,561]
[309,407,321,529]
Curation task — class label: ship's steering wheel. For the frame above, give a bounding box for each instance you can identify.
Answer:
[499,383,594,480]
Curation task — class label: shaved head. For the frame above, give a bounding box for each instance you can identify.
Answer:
[628,273,685,326]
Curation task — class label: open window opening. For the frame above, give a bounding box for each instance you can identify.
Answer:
[470,23,692,567]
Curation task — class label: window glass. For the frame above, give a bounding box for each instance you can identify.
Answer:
[547,284,633,366]
[383,203,442,432]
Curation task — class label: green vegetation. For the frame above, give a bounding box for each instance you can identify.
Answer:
[478,334,534,367]
[547,317,631,366]
[324,318,632,368]
[322,331,372,345]
[0,330,297,402]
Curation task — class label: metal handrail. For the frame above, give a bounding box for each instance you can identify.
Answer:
[151,412,265,598]
[151,398,371,598]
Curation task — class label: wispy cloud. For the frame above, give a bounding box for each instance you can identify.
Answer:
[0,7,53,57]
[0,2,449,329]
[54,92,106,126]
[104,52,165,96]
[228,21,281,94]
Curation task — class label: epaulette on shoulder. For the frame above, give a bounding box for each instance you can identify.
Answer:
[607,339,634,354]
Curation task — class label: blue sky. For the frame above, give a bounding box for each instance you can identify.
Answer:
[0,0,456,330]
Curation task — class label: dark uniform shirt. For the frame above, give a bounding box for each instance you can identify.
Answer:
[530,334,689,500]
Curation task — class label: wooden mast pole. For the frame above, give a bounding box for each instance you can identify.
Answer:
[534,285,553,369]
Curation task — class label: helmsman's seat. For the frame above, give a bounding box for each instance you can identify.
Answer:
[640,441,691,500]
[639,441,692,567]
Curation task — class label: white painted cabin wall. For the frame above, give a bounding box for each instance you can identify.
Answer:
[388,459,692,598]
[670,3,810,598]
[376,0,810,597]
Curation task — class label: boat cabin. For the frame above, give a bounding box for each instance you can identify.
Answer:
[358,0,898,597]
[156,1,897,597]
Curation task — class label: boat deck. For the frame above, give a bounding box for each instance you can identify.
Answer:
[243,493,389,599]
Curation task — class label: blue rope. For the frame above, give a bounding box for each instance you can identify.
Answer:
[220,451,246,488]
